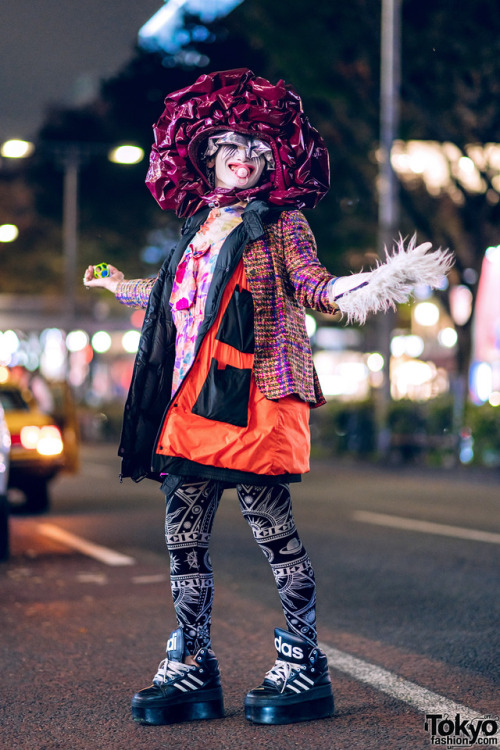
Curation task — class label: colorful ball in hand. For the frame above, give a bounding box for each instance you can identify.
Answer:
[94,263,110,279]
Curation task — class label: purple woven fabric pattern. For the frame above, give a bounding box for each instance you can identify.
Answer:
[115,277,156,309]
[242,210,338,406]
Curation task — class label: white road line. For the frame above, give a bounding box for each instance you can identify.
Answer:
[132,574,168,584]
[353,511,500,545]
[76,572,109,585]
[319,643,475,716]
[37,523,135,566]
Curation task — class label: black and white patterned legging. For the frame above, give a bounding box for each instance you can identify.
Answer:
[163,477,317,655]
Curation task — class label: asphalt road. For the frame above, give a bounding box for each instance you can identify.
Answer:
[1,444,499,750]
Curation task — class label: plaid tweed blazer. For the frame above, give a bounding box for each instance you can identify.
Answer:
[116,209,338,408]
[242,210,338,407]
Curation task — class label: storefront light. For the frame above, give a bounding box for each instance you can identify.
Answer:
[438,327,458,348]
[313,351,370,399]
[458,156,476,175]
[3,330,20,352]
[471,362,493,403]
[390,334,424,358]
[122,330,141,353]
[66,330,89,352]
[40,328,66,380]
[485,245,500,263]
[449,285,473,326]
[391,336,406,358]
[405,335,425,358]
[91,331,112,353]
[366,353,384,372]
[400,360,433,386]
[0,330,20,364]
[414,301,440,326]
[305,314,317,338]
[489,392,500,407]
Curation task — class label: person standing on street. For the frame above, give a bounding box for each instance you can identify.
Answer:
[84,68,452,727]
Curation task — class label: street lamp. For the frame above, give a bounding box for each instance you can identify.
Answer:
[108,145,144,164]
[0,224,19,243]
[1,139,35,159]
[1,139,145,323]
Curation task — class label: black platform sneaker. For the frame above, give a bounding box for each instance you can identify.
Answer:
[131,627,224,725]
[245,627,334,725]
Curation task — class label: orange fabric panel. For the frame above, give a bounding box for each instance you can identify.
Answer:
[156,261,310,476]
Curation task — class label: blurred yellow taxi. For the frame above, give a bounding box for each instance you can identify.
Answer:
[0,381,69,513]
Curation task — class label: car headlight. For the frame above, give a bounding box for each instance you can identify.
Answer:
[20,425,64,456]
[20,426,41,449]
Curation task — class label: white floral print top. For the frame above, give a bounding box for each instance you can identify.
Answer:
[169,204,244,395]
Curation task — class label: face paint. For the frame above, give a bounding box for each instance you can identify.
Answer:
[212,142,267,191]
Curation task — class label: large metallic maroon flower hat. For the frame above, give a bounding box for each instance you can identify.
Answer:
[145,68,330,218]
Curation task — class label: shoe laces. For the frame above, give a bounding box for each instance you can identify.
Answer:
[153,657,195,685]
[265,659,305,693]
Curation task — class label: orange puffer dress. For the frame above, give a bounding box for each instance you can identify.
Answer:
[156,258,310,484]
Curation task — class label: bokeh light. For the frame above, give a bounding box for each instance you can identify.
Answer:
[66,330,89,352]
[108,145,144,164]
[414,302,440,327]
[122,330,141,353]
[91,331,112,353]
[0,224,19,242]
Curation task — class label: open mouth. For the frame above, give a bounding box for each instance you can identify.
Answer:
[228,162,254,179]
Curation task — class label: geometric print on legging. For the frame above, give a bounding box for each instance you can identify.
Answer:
[236,483,317,648]
[164,479,224,654]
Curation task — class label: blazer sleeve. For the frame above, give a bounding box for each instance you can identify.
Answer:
[115,277,158,309]
[280,211,339,314]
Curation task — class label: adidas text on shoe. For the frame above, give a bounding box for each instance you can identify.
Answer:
[245,627,334,725]
[131,627,224,725]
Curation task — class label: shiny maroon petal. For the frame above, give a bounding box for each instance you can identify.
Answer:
[145,68,330,218]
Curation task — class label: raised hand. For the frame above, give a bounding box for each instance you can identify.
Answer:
[83,264,125,294]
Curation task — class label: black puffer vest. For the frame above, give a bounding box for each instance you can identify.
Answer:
[118,200,283,483]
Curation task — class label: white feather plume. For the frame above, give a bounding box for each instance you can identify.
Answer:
[333,235,454,325]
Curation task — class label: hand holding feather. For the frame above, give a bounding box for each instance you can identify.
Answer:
[329,237,454,325]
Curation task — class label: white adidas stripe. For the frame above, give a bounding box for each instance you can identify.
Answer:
[299,674,315,685]
[290,680,311,690]
[285,673,317,692]
[186,674,204,686]
[182,678,204,690]
[173,674,206,692]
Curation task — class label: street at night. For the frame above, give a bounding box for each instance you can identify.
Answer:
[2,1,500,749]
[1,444,498,750]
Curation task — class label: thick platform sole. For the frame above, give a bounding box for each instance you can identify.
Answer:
[132,688,224,725]
[245,688,334,725]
